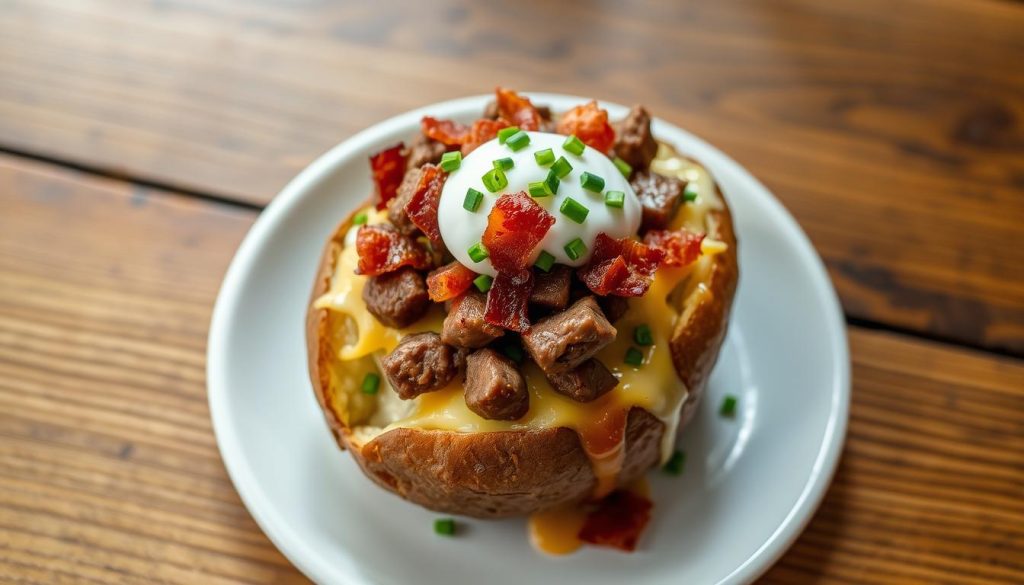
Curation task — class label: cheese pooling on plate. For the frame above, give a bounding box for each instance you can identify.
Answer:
[438,132,642,276]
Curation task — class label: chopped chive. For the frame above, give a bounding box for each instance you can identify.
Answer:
[634,324,654,346]
[604,190,625,208]
[439,151,462,172]
[613,156,632,178]
[434,518,456,536]
[534,250,556,272]
[579,172,605,193]
[720,395,738,417]
[502,342,524,364]
[544,170,561,195]
[663,450,686,475]
[684,183,699,202]
[497,126,520,144]
[564,237,587,261]
[505,130,530,151]
[559,197,589,224]
[352,212,368,225]
[563,134,585,156]
[468,242,489,263]
[361,372,380,395]
[528,181,551,197]
[550,156,573,178]
[473,274,493,292]
[482,167,508,193]
[624,346,644,366]
[463,188,483,212]
[493,157,514,171]
[534,148,555,166]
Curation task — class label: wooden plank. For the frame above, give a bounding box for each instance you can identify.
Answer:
[1,0,1021,354]
[0,155,1021,582]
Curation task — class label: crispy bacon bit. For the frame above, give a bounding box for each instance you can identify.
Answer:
[484,270,533,332]
[495,87,542,131]
[369,143,408,210]
[556,101,616,153]
[461,119,511,155]
[578,234,665,297]
[578,490,653,552]
[354,224,431,276]
[643,229,706,267]
[404,164,447,245]
[483,192,555,273]
[426,261,477,302]
[421,116,470,146]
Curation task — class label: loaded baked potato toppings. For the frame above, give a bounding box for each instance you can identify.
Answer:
[308,88,737,554]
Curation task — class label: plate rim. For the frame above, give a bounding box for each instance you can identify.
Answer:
[207,92,851,585]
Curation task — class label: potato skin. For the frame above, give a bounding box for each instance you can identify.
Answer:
[307,163,738,519]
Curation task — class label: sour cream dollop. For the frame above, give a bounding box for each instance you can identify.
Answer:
[438,132,642,276]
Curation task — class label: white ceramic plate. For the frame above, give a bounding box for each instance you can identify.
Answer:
[208,94,850,585]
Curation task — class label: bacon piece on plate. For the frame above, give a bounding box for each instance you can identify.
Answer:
[643,229,705,267]
[578,233,665,297]
[369,143,408,210]
[495,87,542,131]
[483,192,555,273]
[421,116,470,146]
[484,269,534,333]
[461,119,511,155]
[578,489,653,552]
[556,101,616,153]
[426,261,477,302]
[355,224,432,276]
[404,164,447,245]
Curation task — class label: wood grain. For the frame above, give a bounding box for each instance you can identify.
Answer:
[1,0,1022,354]
[1,156,1021,583]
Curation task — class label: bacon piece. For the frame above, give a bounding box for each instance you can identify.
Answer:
[643,229,706,267]
[578,234,665,297]
[426,261,477,302]
[556,101,616,153]
[355,224,431,276]
[578,489,653,552]
[369,143,408,210]
[484,269,533,332]
[461,119,510,155]
[483,192,555,273]
[404,164,447,245]
[421,116,470,146]
[495,87,542,131]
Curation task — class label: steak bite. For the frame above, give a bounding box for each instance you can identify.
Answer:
[464,348,529,421]
[388,167,423,236]
[521,297,617,376]
[613,105,658,172]
[630,170,685,232]
[441,291,504,348]
[529,265,571,310]
[404,133,447,170]
[381,332,466,399]
[598,295,629,324]
[547,359,619,403]
[362,267,429,328]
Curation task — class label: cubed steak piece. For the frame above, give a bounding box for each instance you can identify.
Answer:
[547,359,619,403]
[441,291,504,348]
[529,265,571,310]
[464,348,529,421]
[630,170,685,232]
[613,105,658,172]
[381,332,466,399]
[362,267,429,328]
[521,297,617,375]
[404,133,447,170]
[598,295,629,324]
[388,167,423,236]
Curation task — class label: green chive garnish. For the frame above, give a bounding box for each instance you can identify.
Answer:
[505,130,530,151]
[463,188,483,212]
[634,324,653,346]
[560,197,589,224]
[502,342,524,364]
[473,274,493,292]
[550,156,573,178]
[684,184,699,202]
[534,250,556,272]
[564,237,587,261]
[468,242,489,263]
[493,157,514,171]
[528,181,551,197]
[720,395,738,417]
[624,346,644,366]
[439,151,462,172]
[534,148,555,166]
[482,167,507,193]
[613,157,632,178]
[604,190,625,208]
[563,134,585,156]
[497,126,520,144]
[663,450,686,475]
[544,170,561,195]
[361,373,380,395]
[580,172,605,193]
[434,518,456,536]
[353,213,368,225]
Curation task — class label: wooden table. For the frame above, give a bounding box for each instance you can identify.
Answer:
[2,1,1021,583]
